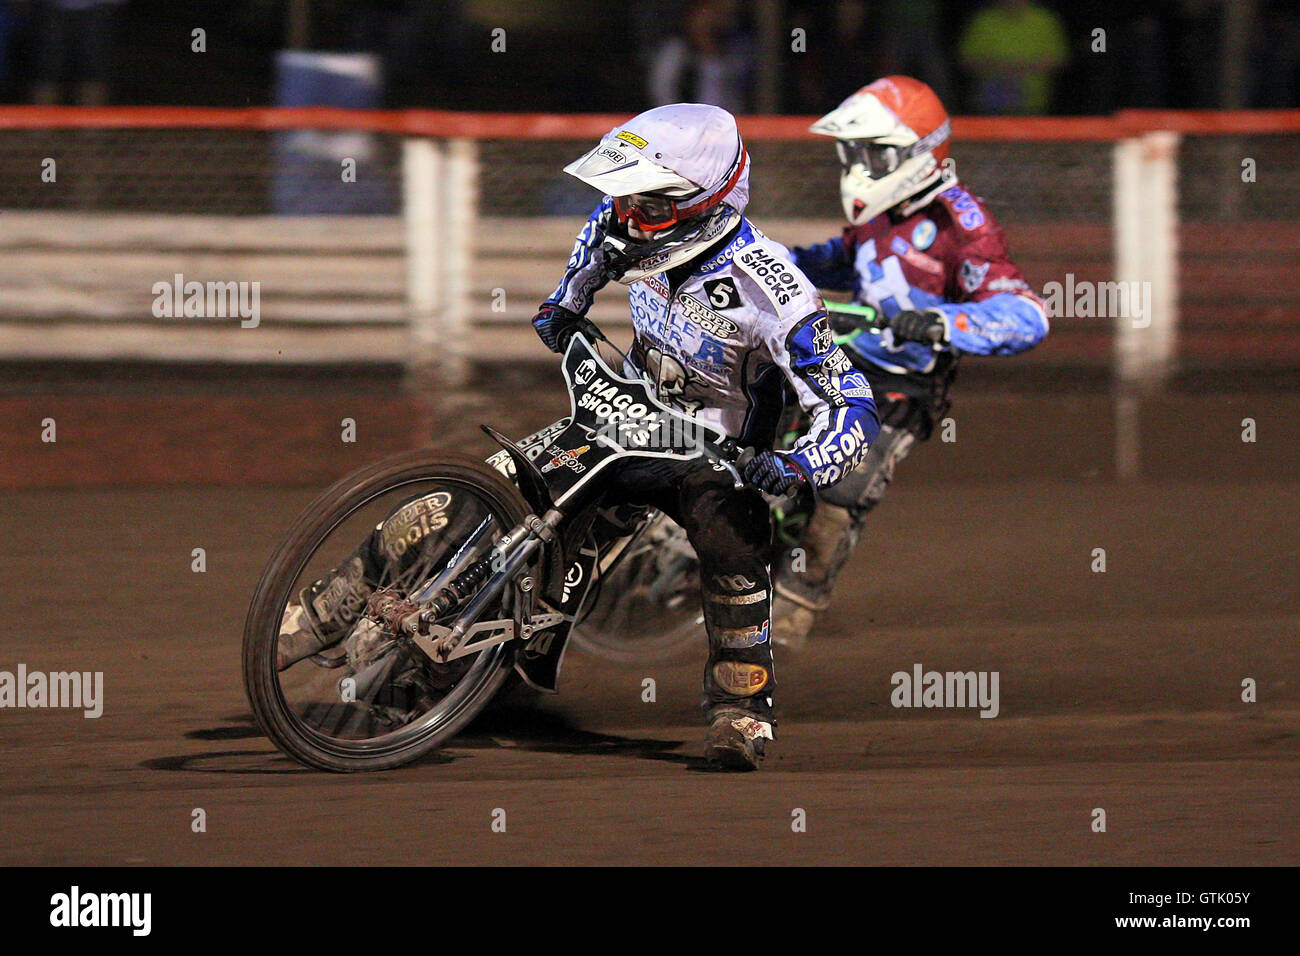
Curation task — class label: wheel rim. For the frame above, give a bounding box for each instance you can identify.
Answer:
[266,472,522,758]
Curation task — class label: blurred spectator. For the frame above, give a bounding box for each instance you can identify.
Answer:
[958,0,1068,114]
[30,0,124,105]
[647,0,753,112]
[876,0,951,105]
[1251,0,1299,107]
[787,0,948,114]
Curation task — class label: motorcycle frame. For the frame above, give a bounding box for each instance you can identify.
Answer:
[404,334,740,692]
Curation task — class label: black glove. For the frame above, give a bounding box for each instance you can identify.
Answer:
[827,302,883,337]
[742,450,807,496]
[532,302,599,353]
[889,308,948,345]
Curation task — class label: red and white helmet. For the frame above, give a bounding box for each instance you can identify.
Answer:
[810,76,954,226]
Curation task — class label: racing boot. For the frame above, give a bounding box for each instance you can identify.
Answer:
[701,571,776,770]
[771,501,865,649]
[704,705,772,771]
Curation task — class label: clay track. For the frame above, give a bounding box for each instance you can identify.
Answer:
[1,476,1296,866]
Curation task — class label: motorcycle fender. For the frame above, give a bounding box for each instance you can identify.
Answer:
[481,425,554,516]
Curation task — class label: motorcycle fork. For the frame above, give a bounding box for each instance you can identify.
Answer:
[410,508,566,663]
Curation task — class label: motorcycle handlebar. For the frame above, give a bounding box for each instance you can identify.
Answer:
[826,301,887,335]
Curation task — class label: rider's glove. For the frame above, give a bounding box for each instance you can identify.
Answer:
[532,302,598,353]
[828,303,883,337]
[742,450,807,496]
[888,308,949,346]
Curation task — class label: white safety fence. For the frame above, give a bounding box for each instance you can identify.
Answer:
[0,203,841,366]
[2,111,1296,402]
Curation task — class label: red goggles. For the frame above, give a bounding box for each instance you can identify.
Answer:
[613,193,683,232]
[612,146,748,233]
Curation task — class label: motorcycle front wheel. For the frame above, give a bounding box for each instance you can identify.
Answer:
[242,451,528,772]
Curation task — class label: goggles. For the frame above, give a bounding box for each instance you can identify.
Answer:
[613,145,749,233]
[835,120,951,180]
[613,193,682,232]
[835,140,902,180]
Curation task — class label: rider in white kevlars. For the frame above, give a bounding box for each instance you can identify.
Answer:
[531,102,880,769]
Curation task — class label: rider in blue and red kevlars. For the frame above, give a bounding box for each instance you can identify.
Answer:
[770,76,1050,648]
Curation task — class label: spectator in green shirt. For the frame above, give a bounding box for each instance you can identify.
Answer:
[958,0,1069,114]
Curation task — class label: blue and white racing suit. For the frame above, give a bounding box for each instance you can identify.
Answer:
[541,198,880,718]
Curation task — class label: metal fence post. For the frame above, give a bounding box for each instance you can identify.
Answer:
[1112,128,1180,480]
[403,135,442,377]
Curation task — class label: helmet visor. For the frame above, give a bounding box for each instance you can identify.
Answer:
[613,193,681,233]
[835,140,901,180]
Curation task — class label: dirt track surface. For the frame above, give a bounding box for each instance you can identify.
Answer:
[2,477,1297,866]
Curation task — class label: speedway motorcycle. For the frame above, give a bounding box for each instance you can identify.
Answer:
[243,329,747,772]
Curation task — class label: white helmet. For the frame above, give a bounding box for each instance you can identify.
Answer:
[811,75,955,227]
[564,102,750,282]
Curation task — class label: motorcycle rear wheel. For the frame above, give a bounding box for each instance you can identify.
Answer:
[570,512,702,663]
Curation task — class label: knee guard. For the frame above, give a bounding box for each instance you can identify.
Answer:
[773,420,918,609]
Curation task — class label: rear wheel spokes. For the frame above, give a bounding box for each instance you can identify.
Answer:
[571,514,702,662]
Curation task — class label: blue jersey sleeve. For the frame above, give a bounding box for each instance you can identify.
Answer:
[547,197,617,315]
[791,237,858,292]
[933,292,1049,356]
[779,311,881,488]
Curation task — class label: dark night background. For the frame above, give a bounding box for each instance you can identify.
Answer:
[0,0,1294,113]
